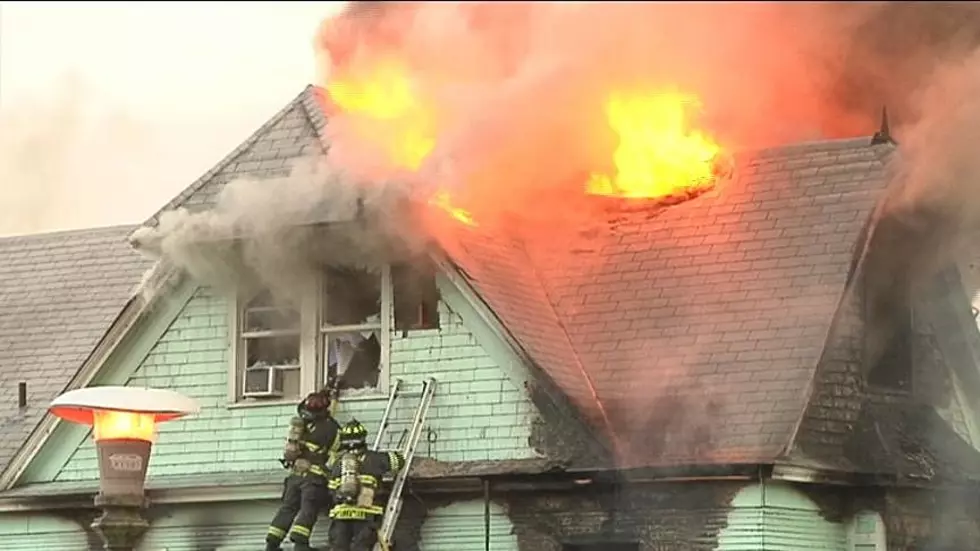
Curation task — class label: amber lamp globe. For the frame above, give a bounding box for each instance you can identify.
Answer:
[49,386,199,499]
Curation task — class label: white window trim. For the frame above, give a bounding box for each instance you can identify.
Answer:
[227,266,392,407]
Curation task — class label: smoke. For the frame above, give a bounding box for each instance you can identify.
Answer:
[0,74,156,237]
[133,1,980,306]
[131,157,427,307]
[306,2,980,259]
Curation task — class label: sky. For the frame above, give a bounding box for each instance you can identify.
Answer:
[0,1,348,237]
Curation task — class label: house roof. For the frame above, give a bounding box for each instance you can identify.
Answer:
[438,138,894,466]
[142,86,329,227]
[143,85,901,467]
[0,225,151,472]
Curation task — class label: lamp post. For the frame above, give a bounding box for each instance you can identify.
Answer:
[49,386,199,551]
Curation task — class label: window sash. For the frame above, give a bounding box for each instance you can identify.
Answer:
[319,323,382,334]
[241,329,302,339]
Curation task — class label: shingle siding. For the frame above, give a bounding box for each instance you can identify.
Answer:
[56,287,539,481]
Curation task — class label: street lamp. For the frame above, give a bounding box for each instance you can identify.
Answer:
[49,386,199,551]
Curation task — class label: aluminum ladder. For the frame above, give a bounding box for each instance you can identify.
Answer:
[372,378,403,451]
[374,377,437,551]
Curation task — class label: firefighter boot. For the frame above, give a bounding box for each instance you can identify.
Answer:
[292,542,319,551]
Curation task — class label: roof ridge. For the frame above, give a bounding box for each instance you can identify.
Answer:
[139,85,318,229]
[298,85,331,153]
[739,135,885,159]
[0,224,139,241]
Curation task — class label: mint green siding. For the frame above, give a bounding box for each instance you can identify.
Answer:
[135,501,277,551]
[128,499,519,551]
[0,514,87,549]
[53,281,539,482]
[717,482,846,550]
[419,500,519,551]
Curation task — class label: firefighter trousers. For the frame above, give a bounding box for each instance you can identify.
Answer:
[327,516,381,551]
[266,474,303,548]
[289,475,332,549]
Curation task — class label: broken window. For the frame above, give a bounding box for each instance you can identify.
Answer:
[866,300,913,391]
[240,290,301,399]
[320,267,383,391]
[392,262,440,332]
[862,216,915,392]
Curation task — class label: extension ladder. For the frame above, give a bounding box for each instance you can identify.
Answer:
[374,377,438,551]
[372,378,403,450]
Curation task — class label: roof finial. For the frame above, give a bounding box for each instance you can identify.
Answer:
[871,106,896,146]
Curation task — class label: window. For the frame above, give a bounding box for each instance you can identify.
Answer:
[229,262,441,404]
[392,262,441,333]
[866,292,913,391]
[320,266,385,392]
[863,216,915,392]
[235,290,302,400]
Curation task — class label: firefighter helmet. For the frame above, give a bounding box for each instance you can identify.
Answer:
[298,391,331,421]
[339,419,368,450]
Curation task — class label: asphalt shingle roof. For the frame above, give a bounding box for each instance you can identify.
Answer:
[437,138,894,466]
[0,225,150,471]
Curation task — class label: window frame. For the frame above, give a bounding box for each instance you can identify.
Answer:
[864,282,914,393]
[316,265,392,398]
[227,266,392,407]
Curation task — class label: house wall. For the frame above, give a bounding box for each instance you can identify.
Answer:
[880,488,980,551]
[38,276,540,483]
[504,480,745,551]
[503,480,854,551]
[0,512,96,550]
[420,500,519,551]
[717,482,846,550]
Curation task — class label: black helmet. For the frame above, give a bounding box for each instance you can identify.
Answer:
[339,419,368,450]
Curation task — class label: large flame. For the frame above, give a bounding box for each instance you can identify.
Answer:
[326,60,478,226]
[326,56,723,222]
[587,91,720,199]
[326,59,437,172]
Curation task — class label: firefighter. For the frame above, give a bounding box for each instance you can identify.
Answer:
[265,390,340,551]
[327,419,406,551]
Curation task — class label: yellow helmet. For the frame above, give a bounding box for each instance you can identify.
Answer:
[339,419,368,449]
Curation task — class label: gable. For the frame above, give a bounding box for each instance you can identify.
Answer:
[19,271,559,485]
[790,236,980,479]
[143,86,327,226]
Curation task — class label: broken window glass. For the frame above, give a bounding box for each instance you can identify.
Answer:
[321,267,382,327]
[323,330,382,391]
[393,263,441,332]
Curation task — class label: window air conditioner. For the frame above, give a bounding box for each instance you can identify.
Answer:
[243,365,286,398]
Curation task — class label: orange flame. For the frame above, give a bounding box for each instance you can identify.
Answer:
[587,91,720,199]
[326,59,436,171]
[326,60,479,225]
[429,190,478,227]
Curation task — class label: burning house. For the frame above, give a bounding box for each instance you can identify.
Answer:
[0,83,977,549]
[4,2,980,550]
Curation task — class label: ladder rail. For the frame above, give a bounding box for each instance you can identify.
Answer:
[372,378,403,451]
[375,377,437,549]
